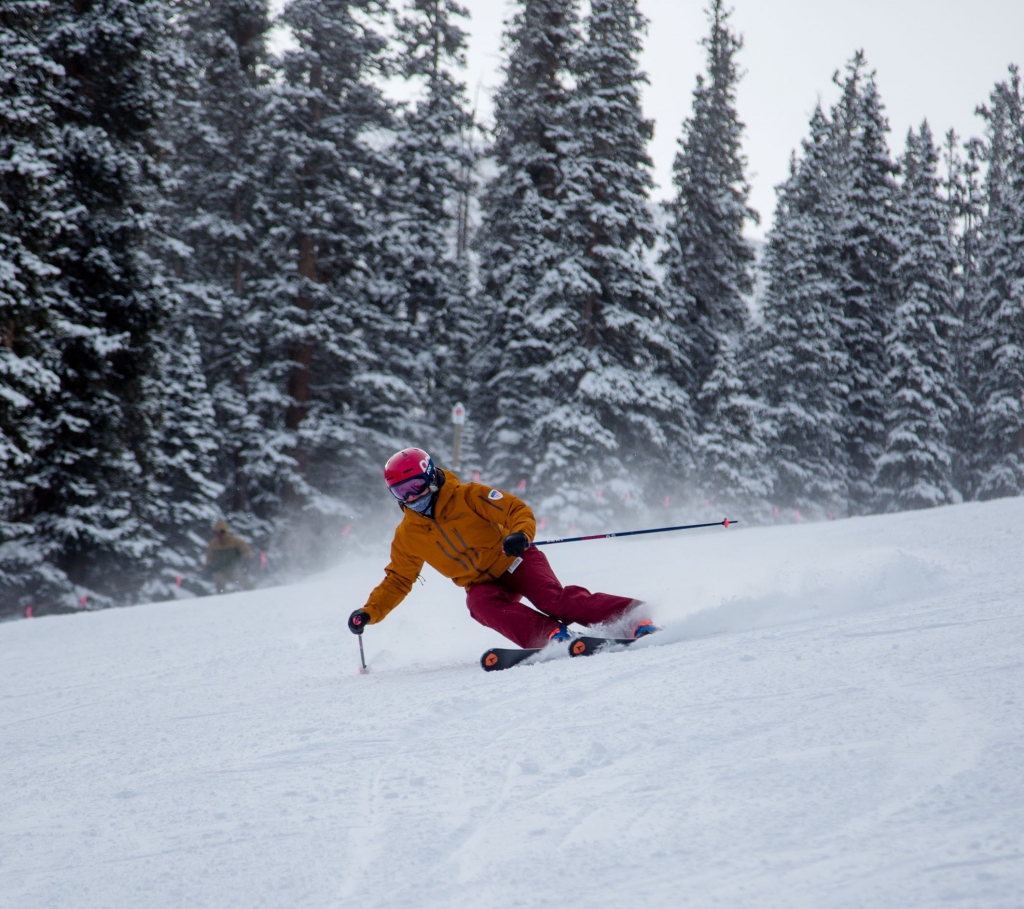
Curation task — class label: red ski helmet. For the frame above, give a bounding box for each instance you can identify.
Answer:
[384,448,436,502]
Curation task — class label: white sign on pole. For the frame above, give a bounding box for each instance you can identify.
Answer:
[451,402,466,426]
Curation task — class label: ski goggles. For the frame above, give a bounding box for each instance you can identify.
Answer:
[388,475,431,503]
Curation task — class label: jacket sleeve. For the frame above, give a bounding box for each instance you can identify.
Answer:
[205,542,215,567]
[363,531,424,624]
[235,536,254,559]
[466,484,536,541]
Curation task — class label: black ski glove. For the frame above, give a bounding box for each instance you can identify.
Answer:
[502,532,530,557]
[348,610,371,635]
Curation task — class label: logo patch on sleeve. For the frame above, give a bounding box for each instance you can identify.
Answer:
[488,489,504,501]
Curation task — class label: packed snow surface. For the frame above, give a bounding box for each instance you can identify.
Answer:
[3,499,1024,908]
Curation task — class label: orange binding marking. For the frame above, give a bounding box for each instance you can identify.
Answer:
[571,640,587,655]
[485,652,499,667]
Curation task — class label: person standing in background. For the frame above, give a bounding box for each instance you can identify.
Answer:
[206,519,255,594]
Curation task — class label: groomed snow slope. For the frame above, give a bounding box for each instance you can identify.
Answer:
[2,498,1024,908]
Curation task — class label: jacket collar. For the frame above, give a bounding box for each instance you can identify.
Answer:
[402,469,458,523]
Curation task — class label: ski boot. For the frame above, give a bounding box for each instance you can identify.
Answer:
[548,622,573,642]
[631,619,660,638]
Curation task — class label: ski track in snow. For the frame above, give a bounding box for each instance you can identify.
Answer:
[2,499,1024,908]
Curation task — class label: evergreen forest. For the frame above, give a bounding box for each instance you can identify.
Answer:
[2,0,1024,616]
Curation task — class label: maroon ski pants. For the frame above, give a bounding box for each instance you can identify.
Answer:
[465,547,637,649]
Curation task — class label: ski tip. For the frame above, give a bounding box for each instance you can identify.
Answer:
[481,647,541,672]
[569,634,649,657]
[569,638,598,657]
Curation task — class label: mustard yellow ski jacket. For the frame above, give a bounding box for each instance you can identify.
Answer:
[363,471,535,624]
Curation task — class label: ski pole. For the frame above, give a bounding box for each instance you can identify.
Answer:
[357,634,369,675]
[532,518,738,547]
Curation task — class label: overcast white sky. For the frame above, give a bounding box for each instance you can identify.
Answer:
[458,0,1024,237]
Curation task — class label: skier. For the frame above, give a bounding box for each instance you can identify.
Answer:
[349,448,653,648]
[205,519,255,594]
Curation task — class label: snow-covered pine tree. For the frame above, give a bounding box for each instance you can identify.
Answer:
[972,68,1024,499]
[660,0,758,415]
[947,132,985,498]
[172,0,272,541]
[385,0,477,460]
[473,0,579,502]
[696,332,771,513]
[830,53,900,514]
[248,0,393,558]
[20,0,183,605]
[874,122,961,511]
[757,106,851,517]
[550,0,693,517]
[140,324,224,599]
[0,0,64,614]
[478,0,683,524]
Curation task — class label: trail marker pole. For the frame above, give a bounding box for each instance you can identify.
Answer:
[451,402,466,471]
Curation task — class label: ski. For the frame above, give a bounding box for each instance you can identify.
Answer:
[482,630,658,671]
[481,646,541,672]
[567,635,645,657]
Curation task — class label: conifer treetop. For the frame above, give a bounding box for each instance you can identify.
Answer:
[661,0,757,419]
